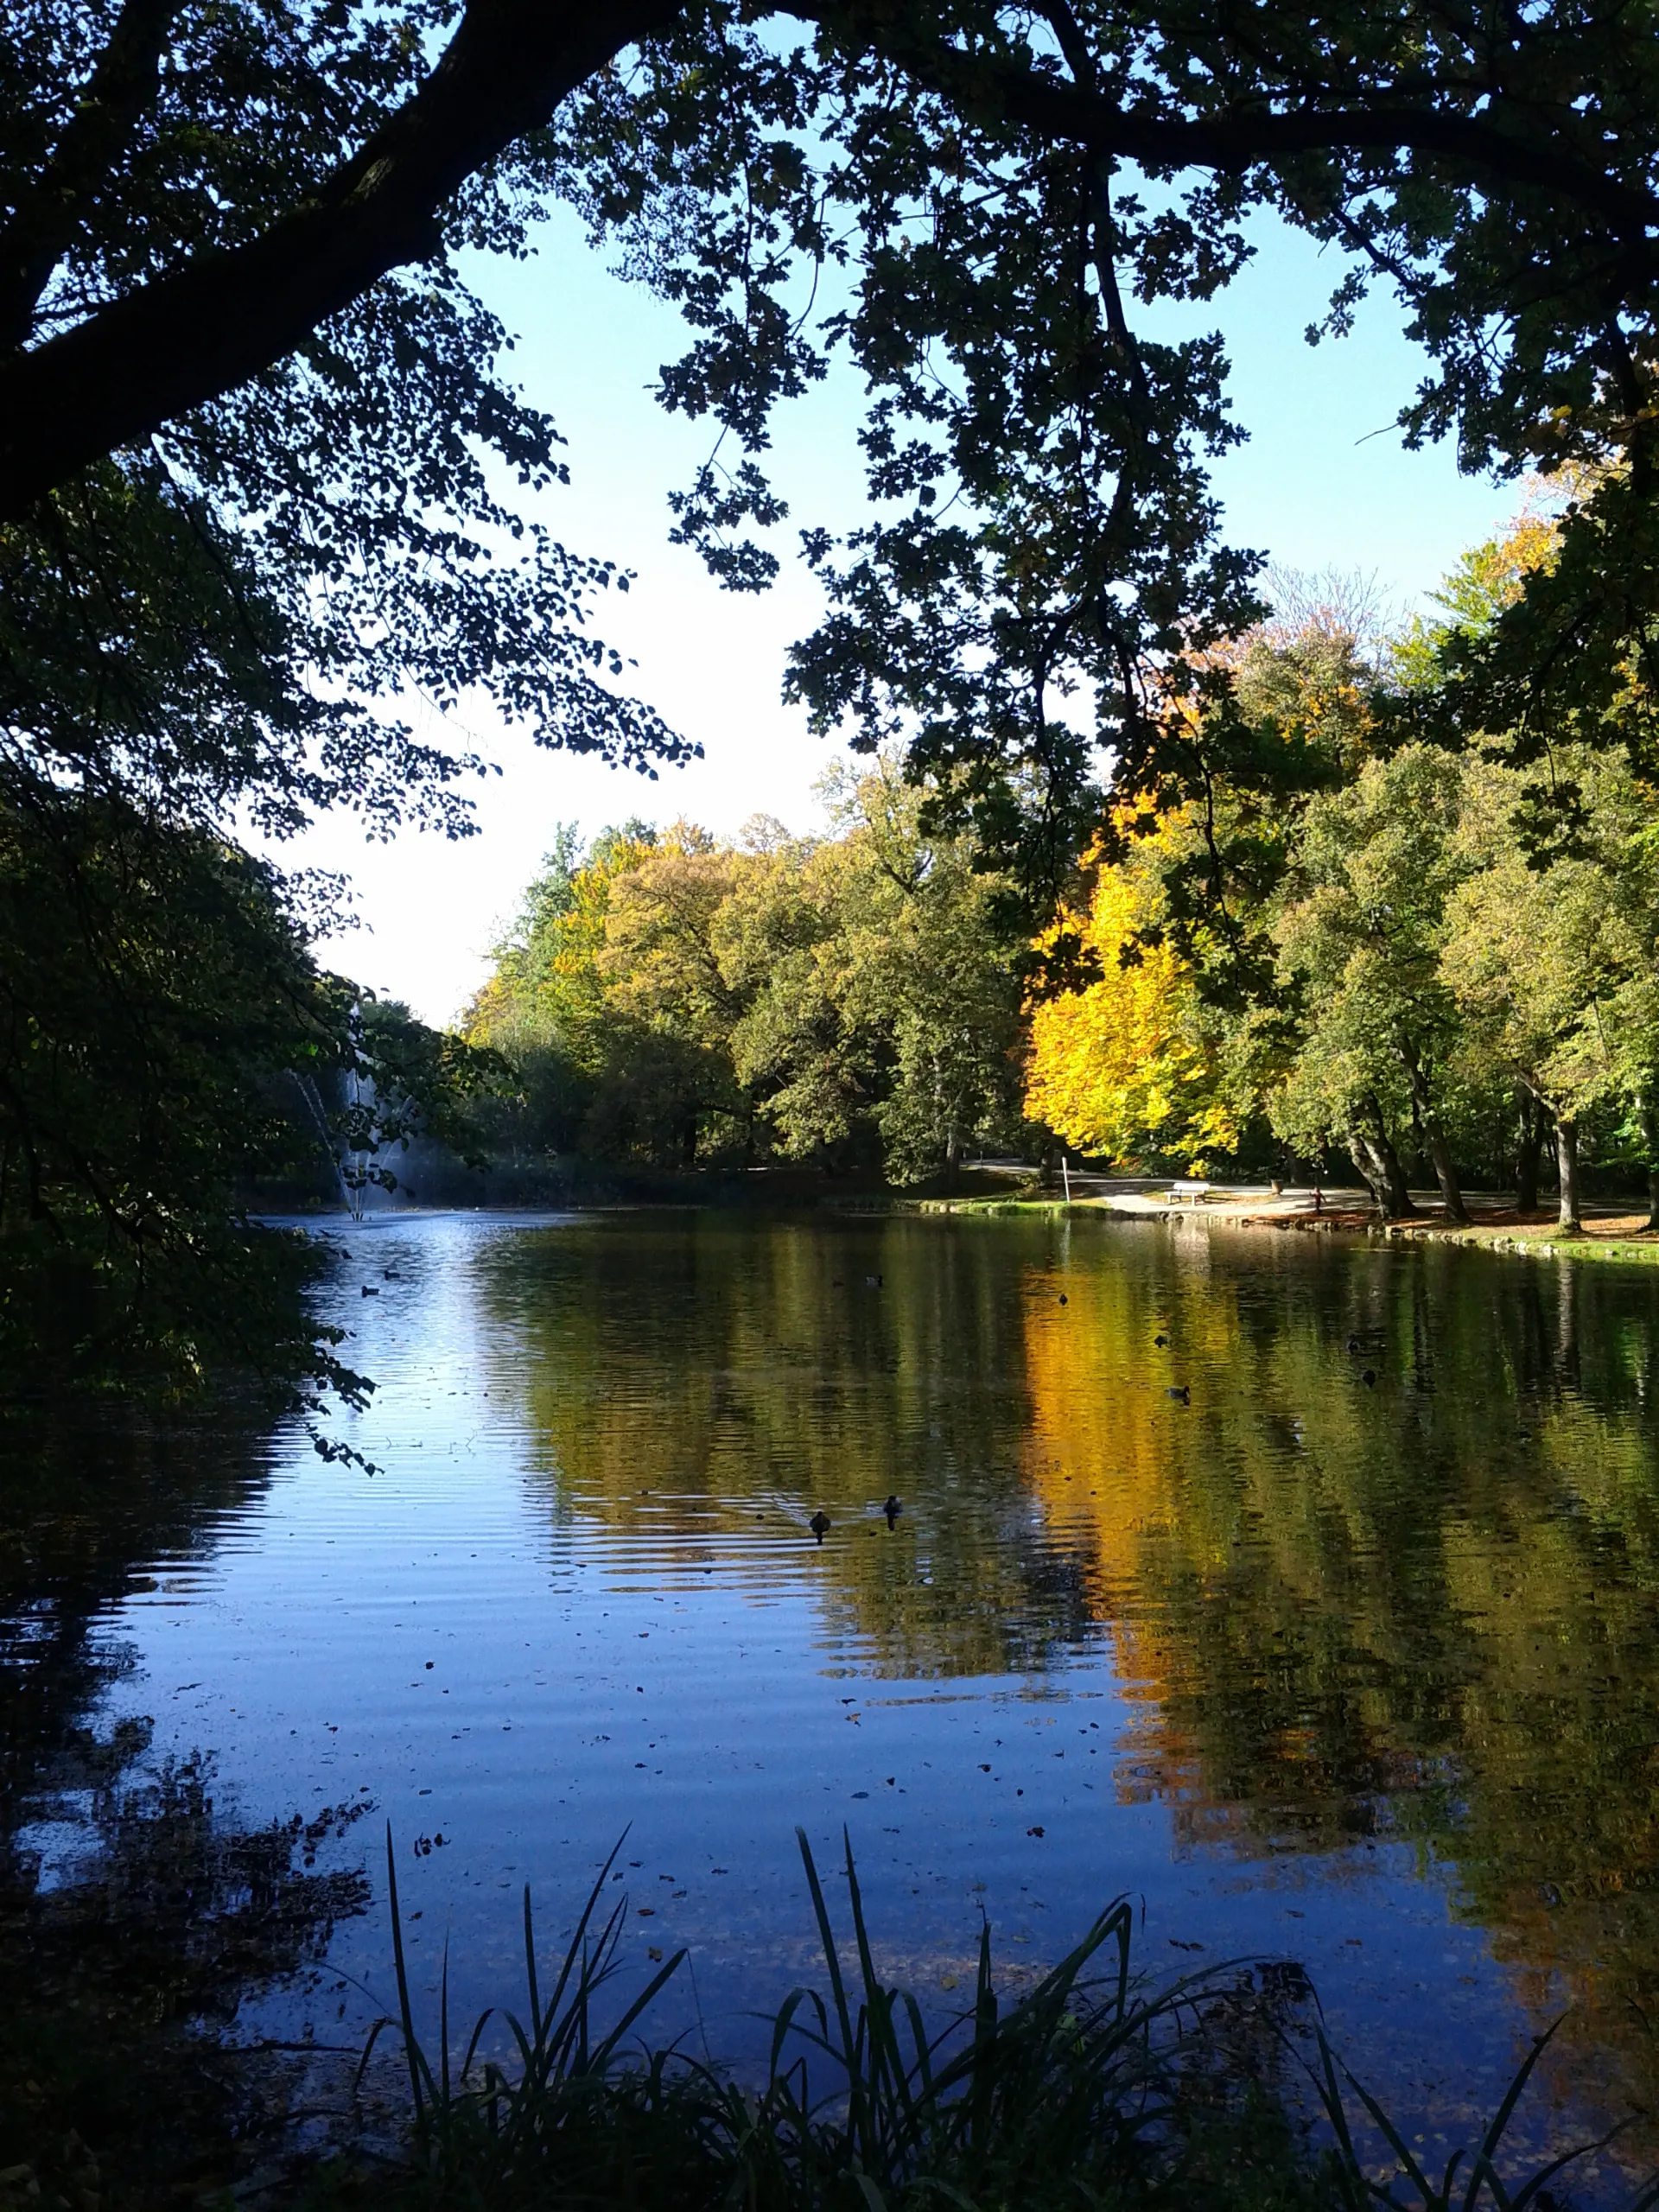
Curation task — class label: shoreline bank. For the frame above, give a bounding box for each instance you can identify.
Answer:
[918,1186,1659,1265]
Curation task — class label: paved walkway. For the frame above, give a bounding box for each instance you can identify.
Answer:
[961,1161,1657,1242]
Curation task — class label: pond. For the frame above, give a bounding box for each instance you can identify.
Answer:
[7,1207,1659,2170]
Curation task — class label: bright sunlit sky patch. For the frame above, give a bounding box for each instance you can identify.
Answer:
[282,202,1519,1027]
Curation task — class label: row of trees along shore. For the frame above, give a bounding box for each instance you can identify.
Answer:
[464,499,1659,1234]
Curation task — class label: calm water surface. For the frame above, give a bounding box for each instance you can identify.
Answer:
[9,1208,1659,2158]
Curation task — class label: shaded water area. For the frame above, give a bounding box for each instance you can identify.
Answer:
[7,1209,1659,2176]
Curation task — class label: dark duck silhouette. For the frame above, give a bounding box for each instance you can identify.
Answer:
[883,1495,902,1529]
[810,1510,832,1543]
[1167,1384,1191,1404]
[1154,1332,1169,1348]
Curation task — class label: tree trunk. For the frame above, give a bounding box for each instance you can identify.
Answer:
[1423,1120,1470,1224]
[944,1129,963,1192]
[1357,1096,1416,1218]
[1516,1090,1543,1214]
[1639,1092,1659,1232]
[1555,1115,1581,1231]
[1396,1039,1468,1223]
[1346,1137,1383,1215]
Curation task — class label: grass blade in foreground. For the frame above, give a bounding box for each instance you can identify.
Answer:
[340,1833,1659,2212]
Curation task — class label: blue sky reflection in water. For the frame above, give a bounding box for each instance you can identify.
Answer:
[81,1211,1659,2160]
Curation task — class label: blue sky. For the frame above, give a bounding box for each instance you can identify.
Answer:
[288,201,1521,1026]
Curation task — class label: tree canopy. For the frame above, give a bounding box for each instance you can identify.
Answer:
[1016,507,1659,1229]
[5,0,1658,888]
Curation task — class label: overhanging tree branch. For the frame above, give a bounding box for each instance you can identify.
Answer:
[0,0,680,519]
[0,0,187,350]
[2,0,1656,524]
[883,39,1659,239]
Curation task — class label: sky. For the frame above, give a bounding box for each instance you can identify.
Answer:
[282,200,1522,1028]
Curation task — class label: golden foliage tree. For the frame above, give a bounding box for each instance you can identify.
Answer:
[1024,829,1242,1172]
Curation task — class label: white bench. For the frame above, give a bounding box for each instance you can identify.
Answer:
[1167,1179,1212,1205]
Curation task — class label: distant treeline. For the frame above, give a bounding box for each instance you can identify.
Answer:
[460,763,1030,1187]
[461,504,1659,1227]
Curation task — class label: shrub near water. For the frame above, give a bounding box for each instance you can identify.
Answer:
[334,1827,1658,2212]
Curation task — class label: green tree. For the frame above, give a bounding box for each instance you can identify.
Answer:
[0,774,503,1414]
[1271,747,1477,1222]
[588,826,753,1164]
[1441,752,1659,1231]
[715,832,859,1163]
[0,778,355,1409]
[1390,502,1659,1229]
[715,769,1028,1181]
[466,823,648,1142]
[467,772,1027,1182]
[830,770,1027,1184]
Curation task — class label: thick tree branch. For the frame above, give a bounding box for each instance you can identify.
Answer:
[0,0,186,349]
[858,19,1659,240]
[0,0,680,520]
[3,0,1656,521]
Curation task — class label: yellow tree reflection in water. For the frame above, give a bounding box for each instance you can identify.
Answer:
[1019,1225,1659,2130]
[474,1211,1659,2126]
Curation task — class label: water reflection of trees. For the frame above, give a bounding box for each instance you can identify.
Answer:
[1020,1230,1659,2126]
[1,1414,253,1838]
[480,1211,1659,2113]
[478,1211,1098,1678]
[0,1413,369,2191]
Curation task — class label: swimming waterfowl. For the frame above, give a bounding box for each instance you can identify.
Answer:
[883,1495,902,1528]
[1154,1332,1169,1347]
[810,1510,832,1543]
[1167,1384,1191,1404]
[1361,1370,1377,1389]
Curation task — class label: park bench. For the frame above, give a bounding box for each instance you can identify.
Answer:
[1166,1179,1212,1205]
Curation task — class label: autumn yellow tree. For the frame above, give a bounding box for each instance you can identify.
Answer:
[1024,825,1243,1171]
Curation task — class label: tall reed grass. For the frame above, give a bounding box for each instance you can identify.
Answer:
[340,1825,1659,2212]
